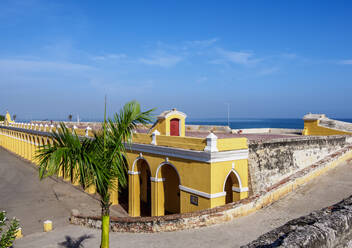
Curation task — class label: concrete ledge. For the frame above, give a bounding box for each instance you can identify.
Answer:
[242,194,352,248]
[70,145,352,233]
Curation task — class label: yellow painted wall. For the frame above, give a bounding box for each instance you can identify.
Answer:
[217,138,248,151]
[210,159,248,194]
[156,135,206,151]
[126,149,249,216]
[180,191,211,213]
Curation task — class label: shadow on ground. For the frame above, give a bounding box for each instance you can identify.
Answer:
[58,234,94,248]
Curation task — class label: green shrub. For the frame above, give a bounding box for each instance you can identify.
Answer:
[0,211,19,248]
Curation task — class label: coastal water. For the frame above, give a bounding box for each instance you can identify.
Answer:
[187,118,352,130]
[17,118,352,130]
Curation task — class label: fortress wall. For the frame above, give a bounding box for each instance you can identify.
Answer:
[248,136,347,194]
[242,195,352,248]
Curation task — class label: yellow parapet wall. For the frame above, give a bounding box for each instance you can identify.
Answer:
[303,114,352,136]
[217,138,247,151]
[156,135,206,150]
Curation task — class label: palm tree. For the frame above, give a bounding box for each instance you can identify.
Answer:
[36,101,154,248]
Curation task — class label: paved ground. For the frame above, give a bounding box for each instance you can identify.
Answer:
[0,148,127,235]
[6,149,352,247]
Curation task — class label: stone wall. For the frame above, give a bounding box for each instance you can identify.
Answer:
[319,117,352,133]
[248,136,347,194]
[242,195,352,248]
[232,128,302,135]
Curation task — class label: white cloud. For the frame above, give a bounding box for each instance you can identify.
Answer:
[139,54,182,67]
[216,48,261,66]
[185,38,218,48]
[0,59,94,72]
[91,53,127,61]
[339,59,352,65]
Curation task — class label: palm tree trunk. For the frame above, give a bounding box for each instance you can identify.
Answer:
[101,203,110,248]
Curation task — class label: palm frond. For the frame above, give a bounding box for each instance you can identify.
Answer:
[35,101,154,207]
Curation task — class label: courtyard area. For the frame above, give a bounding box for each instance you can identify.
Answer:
[0,148,127,235]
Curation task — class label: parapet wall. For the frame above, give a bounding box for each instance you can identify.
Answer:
[232,128,302,135]
[242,195,352,248]
[248,136,347,194]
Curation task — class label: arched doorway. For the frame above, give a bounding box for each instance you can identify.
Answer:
[224,171,241,204]
[160,164,180,214]
[137,160,151,216]
[170,118,180,136]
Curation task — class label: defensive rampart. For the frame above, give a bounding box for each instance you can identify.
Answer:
[242,194,352,248]
[303,114,352,136]
[248,136,347,194]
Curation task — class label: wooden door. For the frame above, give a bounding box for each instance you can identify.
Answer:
[170,118,180,136]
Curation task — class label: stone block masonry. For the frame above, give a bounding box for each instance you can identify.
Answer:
[242,195,352,248]
[248,135,346,194]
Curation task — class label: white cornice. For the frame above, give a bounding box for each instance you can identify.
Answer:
[128,170,140,175]
[179,185,226,199]
[126,143,248,163]
[232,186,249,193]
[150,177,165,182]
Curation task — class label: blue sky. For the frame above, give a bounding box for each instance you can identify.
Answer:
[1,0,352,120]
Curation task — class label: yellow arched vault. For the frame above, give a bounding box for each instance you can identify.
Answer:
[125,132,249,216]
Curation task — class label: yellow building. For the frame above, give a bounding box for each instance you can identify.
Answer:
[4,111,14,125]
[0,109,250,217]
[124,109,249,217]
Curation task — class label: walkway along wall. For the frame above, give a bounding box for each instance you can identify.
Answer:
[243,194,352,247]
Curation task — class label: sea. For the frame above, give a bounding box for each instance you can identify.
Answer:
[186,118,352,130]
[17,118,352,130]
